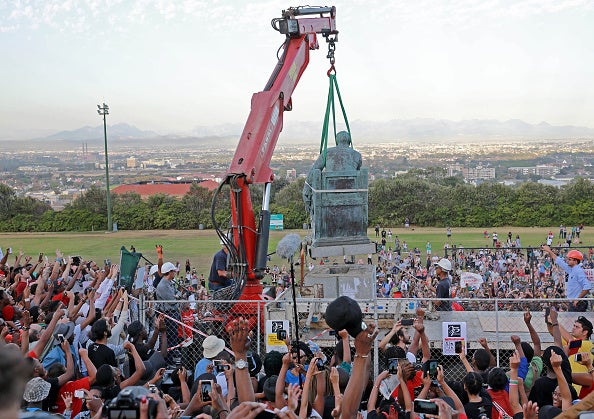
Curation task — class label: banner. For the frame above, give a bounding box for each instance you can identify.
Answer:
[119,246,142,293]
[460,271,484,288]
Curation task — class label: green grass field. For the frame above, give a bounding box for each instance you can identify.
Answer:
[1,227,591,276]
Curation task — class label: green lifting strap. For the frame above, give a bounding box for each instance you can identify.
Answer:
[319,73,351,167]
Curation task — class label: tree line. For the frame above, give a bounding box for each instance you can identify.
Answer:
[0,171,593,232]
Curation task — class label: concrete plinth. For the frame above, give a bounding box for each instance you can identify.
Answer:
[309,241,376,259]
[303,263,376,300]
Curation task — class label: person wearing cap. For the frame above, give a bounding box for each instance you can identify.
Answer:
[542,245,591,312]
[156,260,181,352]
[429,258,452,311]
[208,242,230,292]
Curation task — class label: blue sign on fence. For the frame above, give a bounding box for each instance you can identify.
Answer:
[270,214,284,230]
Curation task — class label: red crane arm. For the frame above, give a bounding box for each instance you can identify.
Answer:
[228,7,337,183]
[213,7,337,301]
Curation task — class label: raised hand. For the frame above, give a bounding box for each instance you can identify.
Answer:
[229,317,251,356]
[354,322,378,357]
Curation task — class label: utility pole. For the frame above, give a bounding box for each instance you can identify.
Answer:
[97,103,112,232]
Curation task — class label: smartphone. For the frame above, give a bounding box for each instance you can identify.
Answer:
[276,329,287,340]
[316,358,325,371]
[7,248,12,254]
[545,307,551,323]
[149,384,158,394]
[104,259,111,267]
[424,359,438,380]
[455,341,463,354]
[575,353,583,362]
[74,389,85,399]
[569,340,582,356]
[213,360,229,374]
[329,330,337,336]
[414,399,439,415]
[578,412,594,419]
[401,318,414,326]
[201,380,212,402]
[57,334,65,343]
[388,358,399,374]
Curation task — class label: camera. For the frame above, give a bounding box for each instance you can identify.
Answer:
[107,386,158,419]
[388,358,398,374]
[276,329,287,340]
[201,380,213,402]
[400,318,414,326]
[414,399,439,415]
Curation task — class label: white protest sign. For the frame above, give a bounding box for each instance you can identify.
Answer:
[442,322,467,356]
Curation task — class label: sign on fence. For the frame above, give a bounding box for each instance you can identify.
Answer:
[442,321,467,356]
[270,214,284,230]
[266,319,290,353]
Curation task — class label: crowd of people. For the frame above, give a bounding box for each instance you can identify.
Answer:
[0,231,593,418]
[373,238,593,312]
[1,262,594,419]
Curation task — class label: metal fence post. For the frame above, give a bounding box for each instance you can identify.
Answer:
[139,292,145,326]
[494,297,500,367]
[257,301,261,355]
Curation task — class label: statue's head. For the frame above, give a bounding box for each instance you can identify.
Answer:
[335,131,351,147]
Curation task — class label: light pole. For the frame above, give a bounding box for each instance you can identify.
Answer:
[97,103,112,232]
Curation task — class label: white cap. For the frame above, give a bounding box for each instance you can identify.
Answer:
[149,265,159,276]
[161,262,177,274]
[435,258,452,272]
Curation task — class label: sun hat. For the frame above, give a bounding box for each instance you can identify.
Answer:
[23,377,51,403]
[202,335,226,359]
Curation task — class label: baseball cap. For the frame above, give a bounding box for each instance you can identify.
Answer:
[161,262,177,274]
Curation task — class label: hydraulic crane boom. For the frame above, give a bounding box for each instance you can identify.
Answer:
[211,6,337,302]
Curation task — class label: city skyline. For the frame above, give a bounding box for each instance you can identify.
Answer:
[2,0,594,141]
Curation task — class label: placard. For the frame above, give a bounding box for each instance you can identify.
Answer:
[265,319,290,353]
[442,321,467,355]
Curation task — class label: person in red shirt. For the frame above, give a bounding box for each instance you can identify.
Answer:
[54,348,97,416]
[178,303,195,339]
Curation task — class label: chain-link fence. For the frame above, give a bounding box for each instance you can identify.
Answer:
[128,295,593,382]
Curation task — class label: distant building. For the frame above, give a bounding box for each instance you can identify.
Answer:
[447,164,464,177]
[286,169,297,180]
[126,157,137,168]
[112,180,219,200]
[462,166,495,180]
[508,165,559,177]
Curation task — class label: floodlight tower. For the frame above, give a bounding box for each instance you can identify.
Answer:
[97,103,112,232]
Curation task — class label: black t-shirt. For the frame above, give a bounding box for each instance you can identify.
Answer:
[88,342,117,368]
[42,377,60,412]
[435,278,452,311]
[464,398,492,419]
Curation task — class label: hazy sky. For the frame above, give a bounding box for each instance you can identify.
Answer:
[2,0,594,139]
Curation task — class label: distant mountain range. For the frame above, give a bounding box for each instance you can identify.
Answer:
[20,118,594,146]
